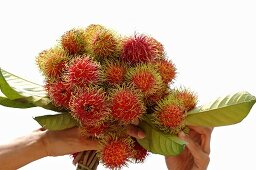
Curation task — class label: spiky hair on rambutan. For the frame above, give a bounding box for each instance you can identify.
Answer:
[61,28,87,55]
[153,59,176,84]
[45,81,71,108]
[69,87,110,126]
[126,64,164,97]
[103,60,127,86]
[36,47,68,80]
[121,34,164,64]
[100,136,133,169]
[173,88,198,111]
[130,138,148,163]
[67,55,102,88]
[152,93,186,134]
[109,84,146,124]
[88,29,121,59]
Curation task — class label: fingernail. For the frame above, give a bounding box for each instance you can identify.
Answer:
[138,131,145,139]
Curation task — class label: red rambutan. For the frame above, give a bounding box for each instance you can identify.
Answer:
[154,59,176,84]
[82,121,109,136]
[68,56,101,87]
[104,61,127,86]
[45,81,71,108]
[69,88,109,125]
[110,85,145,124]
[61,29,87,55]
[101,137,132,169]
[131,139,148,163]
[126,64,163,97]
[121,34,162,64]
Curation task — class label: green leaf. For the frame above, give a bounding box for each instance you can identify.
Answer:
[185,91,256,127]
[137,115,186,156]
[34,113,79,130]
[0,96,35,108]
[0,68,59,111]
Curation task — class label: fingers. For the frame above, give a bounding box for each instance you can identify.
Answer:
[179,131,210,169]
[127,124,145,139]
[189,126,213,154]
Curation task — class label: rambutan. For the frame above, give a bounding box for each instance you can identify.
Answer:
[175,88,197,111]
[90,30,120,59]
[126,64,163,97]
[36,48,68,80]
[68,56,101,87]
[104,61,127,86]
[147,87,170,106]
[82,123,109,136]
[109,85,146,124]
[101,137,132,169]
[130,139,148,163]
[45,81,71,108]
[153,94,185,134]
[148,37,165,59]
[61,29,87,55]
[121,34,162,64]
[69,88,109,125]
[153,59,176,84]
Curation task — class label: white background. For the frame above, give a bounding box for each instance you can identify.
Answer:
[0,0,256,169]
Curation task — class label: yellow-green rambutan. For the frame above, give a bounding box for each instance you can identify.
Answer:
[174,88,198,111]
[61,28,87,55]
[126,64,164,97]
[36,47,68,80]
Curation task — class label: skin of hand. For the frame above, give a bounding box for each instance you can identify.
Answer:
[165,126,213,170]
[0,125,145,170]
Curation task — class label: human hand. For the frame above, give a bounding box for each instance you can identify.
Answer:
[40,127,101,157]
[165,126,213,170]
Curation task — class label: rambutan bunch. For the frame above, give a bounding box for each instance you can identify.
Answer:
[35,24,198,169]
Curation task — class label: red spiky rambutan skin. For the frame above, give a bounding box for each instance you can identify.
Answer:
[104,61,127,86]
[153,94,186,134]
[101,137,132,169]
[36,48,68,80]
[61,29,87,55]
[110,85,146,124]
[153,59,176,84]
[121,34,162,64]
[148,37,165,59]
[130,139,148,163]
[82,121,109,136]
[45,81,71,108]
[69,88,109,125]
[126,64,163,97]
[90,30,121,59]
[175,88,197,111]
[68,56,101,87]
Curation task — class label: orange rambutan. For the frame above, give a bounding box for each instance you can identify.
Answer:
[90,30,120,59]
[61,29,87,55]
[153,59,176,84]
[68,56,101,87]
[82,122,109,136]
[69,88,109,125]
[126,64,163,97]
[109,85,146,124]
[175,88,197,111]
[101,137,132,169]
[121,34,162,64]
[45,81,71,108]
[104,61,127,86]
